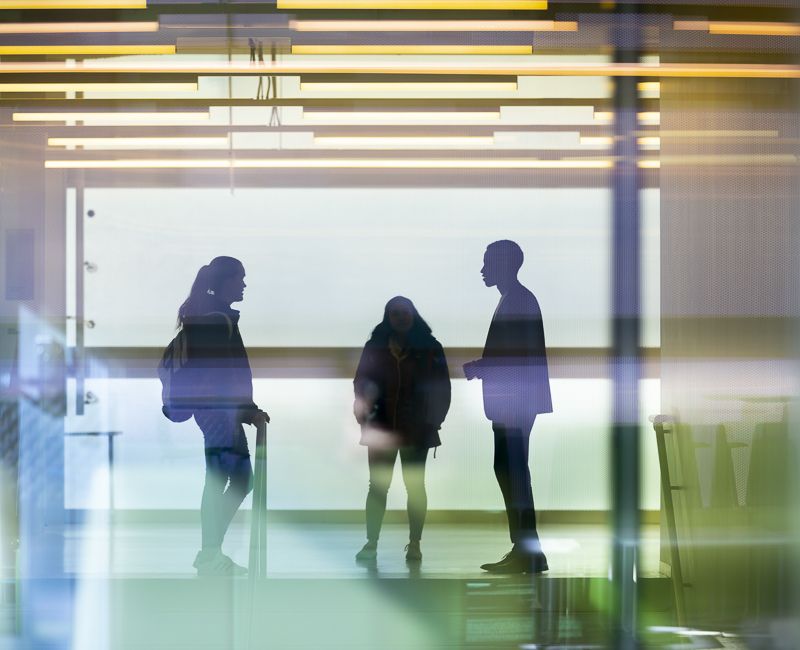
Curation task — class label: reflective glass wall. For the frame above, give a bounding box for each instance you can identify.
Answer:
[1,1,799,649]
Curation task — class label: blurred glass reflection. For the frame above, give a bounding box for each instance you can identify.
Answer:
[1,2,800,649]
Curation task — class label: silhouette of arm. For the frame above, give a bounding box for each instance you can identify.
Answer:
[353,343,380,425]
[428,342,452,429]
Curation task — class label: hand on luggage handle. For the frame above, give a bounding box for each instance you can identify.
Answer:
[256,420,267,446]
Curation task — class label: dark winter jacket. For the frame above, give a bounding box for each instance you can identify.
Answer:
[353,332,451,449]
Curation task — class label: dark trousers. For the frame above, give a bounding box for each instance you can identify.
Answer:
[201,449,253,550]
[492,417,545,557]
[366,446,429,543]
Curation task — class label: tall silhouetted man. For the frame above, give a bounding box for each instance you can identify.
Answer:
[464,240,552,574]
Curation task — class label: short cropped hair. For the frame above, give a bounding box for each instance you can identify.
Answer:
[487,240,524,273]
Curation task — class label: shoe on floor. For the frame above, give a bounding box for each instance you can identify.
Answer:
[355,541,377,562]
[223,553,248,576]
[480,550,548,574]
[193,549,248,577]
[480,550,515,572]
[405,541,422,562]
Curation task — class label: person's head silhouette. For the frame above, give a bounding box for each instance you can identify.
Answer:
[370,296,433,345]
[481,240,524,289]
[178,256,246,325]
[385,296,415,335]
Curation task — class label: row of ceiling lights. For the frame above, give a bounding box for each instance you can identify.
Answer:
[1,19,799,36]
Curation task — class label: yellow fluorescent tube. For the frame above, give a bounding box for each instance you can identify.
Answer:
[638,160,660,169]
[279,0,546,9]
[675,20,800,36]
[0,45,174,56]
[637,81,660,92]
[709,22,800,36]
[292,19,575,32]
[593,111,660,125]
[314,135,495,147]
[579,136,611,146]
[291,45,533,55]
[1,0,146,8]
[0,82,195,92]
[13,111,209,122]
[0,22,159,34]
[48,137,228,148]
[579,136,661,148]
[672,20,709,31]
[300,81,518,91]
[302,111,500,122]
[45,157,609,169]
[655,130,778,138]
[2,62,800,78]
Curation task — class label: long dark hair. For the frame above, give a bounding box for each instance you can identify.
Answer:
[177,256,243,326]
[369,296,433,347]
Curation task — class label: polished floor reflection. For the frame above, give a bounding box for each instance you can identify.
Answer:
[61,521,661,578]
[30,522,745,649]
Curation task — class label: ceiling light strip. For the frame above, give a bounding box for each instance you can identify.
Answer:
[300,81,519,91]
[302,110,501,122]
[0,82,195,92]
[0,45,175,56]
[0,22,159,34]
[48,137,228,148]
[579,136,661,148]
[291,19,574,32]
[0,0,146,8]
[1,62,799,78]
[278,0,547,9]
[674,20,800,36]
[291,45,533,55]
[13,111,209,122]
[313,135,495,146]
[45,158,609,169]
[594,111,660,125]
[708,22,800,36]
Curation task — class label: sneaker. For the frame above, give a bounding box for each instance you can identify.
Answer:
[355,541,377,562]
[222,553,248,576]
[193,549,247,577]
[405,541,422,562]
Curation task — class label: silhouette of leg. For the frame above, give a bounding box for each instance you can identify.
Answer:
[505,431,540,550]
[505,418,545,561]
[400,447,429,542]
[215,451,254,545]
[201,450,229,550]
[493,424,518,544]
[366,447,397,542]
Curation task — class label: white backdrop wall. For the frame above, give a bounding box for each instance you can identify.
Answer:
[65,187,661,511]
[80,187,660,348]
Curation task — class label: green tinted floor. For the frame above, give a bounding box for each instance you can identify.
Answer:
[62,521,663,579]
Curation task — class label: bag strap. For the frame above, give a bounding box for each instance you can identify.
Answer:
[205,311,234,339]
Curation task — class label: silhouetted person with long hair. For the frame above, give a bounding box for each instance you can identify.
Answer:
[178,256,269,576]
[353,296,451,563]
[464,241,552,574]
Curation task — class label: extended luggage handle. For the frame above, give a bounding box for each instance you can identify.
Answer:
[249,421,268,580]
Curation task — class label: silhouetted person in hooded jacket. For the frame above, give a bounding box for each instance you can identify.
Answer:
[178,256,269,576]
[353,296,451,564]
[464,240,552,574]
